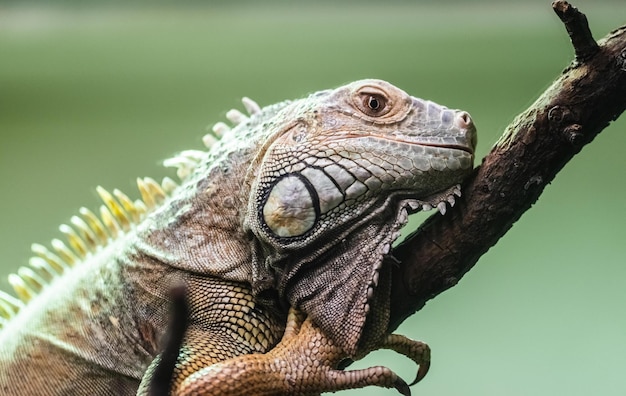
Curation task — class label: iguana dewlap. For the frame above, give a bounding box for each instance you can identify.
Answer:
[0,79,476,395]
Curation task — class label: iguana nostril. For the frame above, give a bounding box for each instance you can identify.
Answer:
[455,111,473,130]
[455,111,477,150]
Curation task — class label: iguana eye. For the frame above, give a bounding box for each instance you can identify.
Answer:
[366,95,382,111]
[355,91,391,117]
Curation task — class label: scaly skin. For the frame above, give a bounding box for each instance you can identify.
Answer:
[0,79,475,395]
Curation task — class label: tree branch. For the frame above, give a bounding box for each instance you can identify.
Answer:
[388,1,626,331]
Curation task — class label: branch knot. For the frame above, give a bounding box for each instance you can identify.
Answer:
[563,124,584,146]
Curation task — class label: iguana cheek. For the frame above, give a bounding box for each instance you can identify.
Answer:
[262,175,317,237]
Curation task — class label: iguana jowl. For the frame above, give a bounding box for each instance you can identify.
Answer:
[0,79,476,395]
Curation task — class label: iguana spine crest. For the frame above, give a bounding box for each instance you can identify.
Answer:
[0,96,262,328]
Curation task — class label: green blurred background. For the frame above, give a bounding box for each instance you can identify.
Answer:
[1,1,625,394]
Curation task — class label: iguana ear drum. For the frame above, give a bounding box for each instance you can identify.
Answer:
[261,174,320,238]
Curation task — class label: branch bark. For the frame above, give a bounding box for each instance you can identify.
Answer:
[388,1,626,331]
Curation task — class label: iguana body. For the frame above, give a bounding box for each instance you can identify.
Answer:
[0,80,476,395]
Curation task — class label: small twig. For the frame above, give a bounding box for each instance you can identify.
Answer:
[552,0,599,61]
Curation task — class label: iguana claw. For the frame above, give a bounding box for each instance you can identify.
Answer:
[413,359,431,385]
[394,377,411,396]
[376,333,431,386]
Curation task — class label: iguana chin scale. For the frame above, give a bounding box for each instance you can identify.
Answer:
[0,79,476,395]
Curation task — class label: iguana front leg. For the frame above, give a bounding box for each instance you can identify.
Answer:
[137,278,286,396]
[174,307,430,396]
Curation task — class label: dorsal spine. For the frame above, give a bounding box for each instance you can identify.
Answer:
[0,96,262,328]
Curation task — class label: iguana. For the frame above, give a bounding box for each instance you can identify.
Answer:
[0,79,476,395]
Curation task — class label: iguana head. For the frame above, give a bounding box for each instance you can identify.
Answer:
[244,79,476,355]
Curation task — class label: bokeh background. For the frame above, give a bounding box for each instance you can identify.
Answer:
[1,1,625,395]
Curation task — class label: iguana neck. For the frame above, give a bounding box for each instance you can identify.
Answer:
[135,151,256,283]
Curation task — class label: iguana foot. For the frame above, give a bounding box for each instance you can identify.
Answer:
[175,307,430,396]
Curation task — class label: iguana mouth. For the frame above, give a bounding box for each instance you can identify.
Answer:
[339,134,475,156]
[417,141,475,155]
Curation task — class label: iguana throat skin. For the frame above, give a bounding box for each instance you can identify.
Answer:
[0,79,476,395]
